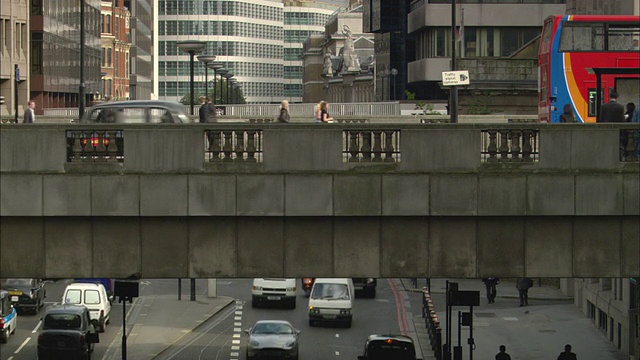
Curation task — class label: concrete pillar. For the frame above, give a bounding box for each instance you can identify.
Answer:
[207,278,217,298]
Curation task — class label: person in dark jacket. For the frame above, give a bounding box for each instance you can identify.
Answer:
[559,104,577,123]
[482,278,499,304]
[557,344,577,360]
[198,96,209,123]
[516,278,532,307]
[598,90,625,122]
[495,345,511,360]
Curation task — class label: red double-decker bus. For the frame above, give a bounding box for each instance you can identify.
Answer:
[538,15,640,123]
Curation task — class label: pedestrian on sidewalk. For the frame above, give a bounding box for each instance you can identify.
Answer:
[495,345,511,360]
[516,277,533,307]
[557,344,577,360]
[482,278,499,303]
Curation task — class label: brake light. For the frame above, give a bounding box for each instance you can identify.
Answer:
[0,318,4,329]
[385,339,396,344]
[100,309,104,318]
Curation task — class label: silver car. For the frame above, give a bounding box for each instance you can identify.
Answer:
[245,320,300,360]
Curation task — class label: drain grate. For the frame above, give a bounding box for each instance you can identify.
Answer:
[475,312,496,318]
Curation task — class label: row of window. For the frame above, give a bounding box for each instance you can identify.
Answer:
[160,41,283,59]
[284,47,303,60]
[159,1,282,21]
[284,12,331,27]
[158,60,283,78]
[0,19,27,57]
[160,20,283,39]
[159,81,282,98]
[416,26,540,58]
[558,23,640,52]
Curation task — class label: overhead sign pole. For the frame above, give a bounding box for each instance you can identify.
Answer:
[450,0,458,124]
[14,65,19,123]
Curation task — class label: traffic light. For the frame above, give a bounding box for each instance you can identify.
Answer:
[0,95,5,105]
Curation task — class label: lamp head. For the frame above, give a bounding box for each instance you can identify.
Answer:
[197,55,216,64]
[176,40,207,54]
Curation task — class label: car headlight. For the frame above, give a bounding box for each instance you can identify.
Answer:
[250,340,260,347]
[340,309,352,315]
[284,340,297,349]
[309,306,320,314]
[286,287,296,291]
[366,278,375,284]
[252,286,263,291]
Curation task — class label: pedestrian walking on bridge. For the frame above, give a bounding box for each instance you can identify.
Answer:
[516,277,533,307]
[495,345,511,360]
[557,344,577,360]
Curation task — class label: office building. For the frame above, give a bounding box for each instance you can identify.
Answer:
[0,0,29,118]
[101,0,132,101]
[124,0,154,100]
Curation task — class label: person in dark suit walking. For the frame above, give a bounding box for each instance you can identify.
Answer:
[23,100,36,123]
[516,277,533,307]
[557,344,577,360]
[598,90,625,122]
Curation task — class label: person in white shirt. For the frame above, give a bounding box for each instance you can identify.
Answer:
[23,100,36,123]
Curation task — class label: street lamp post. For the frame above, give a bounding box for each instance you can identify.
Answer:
[390,68,398,101]
[79,0,86,119]
[228,78,238,104]
[177,41,207,116]
[207,62,224,105]
[215,68,228,104]
[197,55,216,100]
[222,73,234,104]
[233,83,241,104]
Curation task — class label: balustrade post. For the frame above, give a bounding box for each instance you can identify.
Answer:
[222,131,233,161]
[246,130,257,163]
[498,129,510,162]
[509,130,522,162]
[235,131,245,162]
[94,131,107,162]
[372,131,383,162]
[72,131,85,162]
[383,130,396,162]
[208,130,222,162]
[360,131,372,162]
[521,129,533,162]
[348,131,360,162]
[486,130,498,163]
[105,131,117,162]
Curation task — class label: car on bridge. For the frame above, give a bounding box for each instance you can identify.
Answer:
[80,100,190,124]
[1,278,46,314]
[62,283,112,332]
[37,304,99,360]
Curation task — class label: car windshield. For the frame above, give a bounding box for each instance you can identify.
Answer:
[252,323,293,335]
[367,340,416,360]
[310,283,350,300]
[3,279,32,291]
[44,314,82,330]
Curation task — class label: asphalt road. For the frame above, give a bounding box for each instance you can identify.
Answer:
[155,278,415,360]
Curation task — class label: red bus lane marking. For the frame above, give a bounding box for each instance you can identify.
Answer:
[387,278,409,336]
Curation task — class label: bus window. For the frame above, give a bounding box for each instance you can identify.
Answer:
[559,23,604,51]
[607,25,640,51]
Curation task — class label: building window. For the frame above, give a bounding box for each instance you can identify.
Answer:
[31,0,43,16]
[107,48,112,67]
[31,32,43,75]
[106,15,111,33]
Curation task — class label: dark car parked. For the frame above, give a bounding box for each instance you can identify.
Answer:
[358,334,421,360]
[2,278,46,314]
[37,304,99,360]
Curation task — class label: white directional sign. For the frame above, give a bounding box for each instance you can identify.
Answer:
[442,70,470,86]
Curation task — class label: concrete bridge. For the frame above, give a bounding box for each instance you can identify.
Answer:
[1,123,638,279]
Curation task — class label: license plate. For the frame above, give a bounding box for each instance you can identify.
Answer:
[11,296,19,302]
[267,296,281,301]
[323,315,337,319]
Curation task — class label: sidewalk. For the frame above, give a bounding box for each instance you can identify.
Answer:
[106,294,234,360]
[400,278,573,360]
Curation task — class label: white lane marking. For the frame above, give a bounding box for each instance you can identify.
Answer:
[232,340,240,344]
[234,316,241,321]
[32,320,42,333]
[234,322,242,326]
[234,311,242,315]
[234,327,241,332]
[15,337,31,354]
[335,333,340,338]
[335,351,340,356]
[233,333,240,338]
[8,357,14,360]
[231,346,240,350]
[231,352,239,356]
[504,317,519,321]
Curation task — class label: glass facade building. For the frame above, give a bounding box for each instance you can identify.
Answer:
[30,0,102,108]
[124,0,154,100]
[157,0,344,103]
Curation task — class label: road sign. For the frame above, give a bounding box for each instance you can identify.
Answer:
[442,70,470,86]
[15,66,20,82]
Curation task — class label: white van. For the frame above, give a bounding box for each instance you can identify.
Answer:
[62,283,111,332]
[251,278,297,309]
[308,278,354,328]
